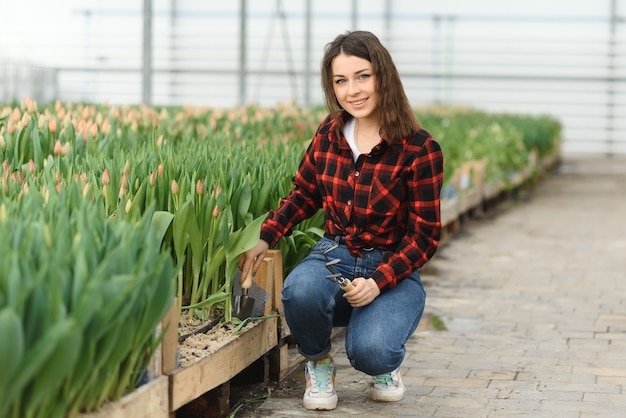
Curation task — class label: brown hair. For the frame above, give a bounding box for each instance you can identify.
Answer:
[321,30,421,144]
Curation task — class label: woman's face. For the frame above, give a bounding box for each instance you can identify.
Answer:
[331,53,379,122]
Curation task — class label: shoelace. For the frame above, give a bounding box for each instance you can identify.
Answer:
[308,360,333,393]
[373,373,395,387]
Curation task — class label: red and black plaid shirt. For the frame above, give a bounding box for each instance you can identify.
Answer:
[260,114,444,290]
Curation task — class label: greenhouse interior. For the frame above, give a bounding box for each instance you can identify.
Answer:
[1,1,626,418]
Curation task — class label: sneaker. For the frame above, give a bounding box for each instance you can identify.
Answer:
[302,356,338,410]
[369,367,406,402]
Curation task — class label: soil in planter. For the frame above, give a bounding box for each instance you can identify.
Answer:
[177,312,253,368]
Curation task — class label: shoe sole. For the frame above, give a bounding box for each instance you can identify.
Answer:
[303,395,338,410]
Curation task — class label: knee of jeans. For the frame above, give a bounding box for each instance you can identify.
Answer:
[347,340,403,376]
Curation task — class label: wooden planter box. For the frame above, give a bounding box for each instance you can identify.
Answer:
[169,316,278,411]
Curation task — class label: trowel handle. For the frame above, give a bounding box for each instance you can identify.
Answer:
[242,269,253,290]
[338,278,354,292]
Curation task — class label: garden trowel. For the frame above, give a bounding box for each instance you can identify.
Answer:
[232,268,255,320]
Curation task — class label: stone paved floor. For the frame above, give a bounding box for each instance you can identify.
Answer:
[236,157,626,417]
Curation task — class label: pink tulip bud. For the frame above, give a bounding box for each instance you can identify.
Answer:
[48,118,57,134]
[212,184,222,198]
[171,179,179,195]
[149,171,156,187]
[196,179,204,195]
[212,205,219,218]
[157,164,163,176]
[101,118,111,135]
[28,160,35,174]
[119,173,127,199]
[53,140,62,155]
[90,123,98,138]
[102,169,110,185]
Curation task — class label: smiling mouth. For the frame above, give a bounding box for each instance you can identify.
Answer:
[350,98,367,106]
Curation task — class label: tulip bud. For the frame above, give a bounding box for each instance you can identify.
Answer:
[0,203,6,223]
[171,179,179,195]
[0,135,5,149]
[123,160,130,175]
[119,173,127,199]
[41,185,50,203]
[82,182,90,199]
[102,169,110,185]
[212,204,219,218]
[125,198,132,214]
[149,171,156,187]
[157,164,163,176]
[53,140,62,155]
[28,159,35,174]
[196,179,204,195]
[48,118,57,134]
[90,123,98,138]
[212,184,222,197]
[101,118,111,135]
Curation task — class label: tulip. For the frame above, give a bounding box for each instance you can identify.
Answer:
[149,171,156,187]
[90,123,98,138]
[212,184,222,198]
[196,179,204,195]
[53,140,62,155]
[28,160,35,174]
[102,169,110,185]
[212,204,219,219]
[38,114,46,130]
[171,179,179,195]
[101,118,111,135]
[125,198,132,214]
[48,118,57,134]
[82,182,91,199]
[119,173,127,199]
[157,164,163,176]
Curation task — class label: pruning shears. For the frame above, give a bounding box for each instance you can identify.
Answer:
[322,243,354,291]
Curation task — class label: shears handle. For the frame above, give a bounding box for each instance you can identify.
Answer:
[338,278,354,292]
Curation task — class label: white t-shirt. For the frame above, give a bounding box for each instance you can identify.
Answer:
[344,117,361,161]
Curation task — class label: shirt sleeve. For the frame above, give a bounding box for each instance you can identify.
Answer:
[259,131,324,247]
[370,137,444,290]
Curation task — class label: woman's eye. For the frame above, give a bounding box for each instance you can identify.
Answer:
[359,74,370,80]
[335,79,346,85]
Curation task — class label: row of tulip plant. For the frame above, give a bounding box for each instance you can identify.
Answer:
[0,97,561,417]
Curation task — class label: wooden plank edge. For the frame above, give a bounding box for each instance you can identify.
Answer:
[78,375,169,418]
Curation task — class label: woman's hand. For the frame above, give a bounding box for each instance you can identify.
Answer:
[344,277,381,307]
[237,239,270,282]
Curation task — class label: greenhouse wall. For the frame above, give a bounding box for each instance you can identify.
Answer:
[1,0,625,156]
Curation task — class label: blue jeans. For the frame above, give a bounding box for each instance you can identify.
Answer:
[282,237,426,376]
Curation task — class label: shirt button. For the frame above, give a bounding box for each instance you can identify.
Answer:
[355,171,360,177]
[347,200,352,205]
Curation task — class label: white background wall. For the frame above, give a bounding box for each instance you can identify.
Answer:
[1,0,625,156]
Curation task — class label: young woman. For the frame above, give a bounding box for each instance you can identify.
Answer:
[239,30,444,411]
